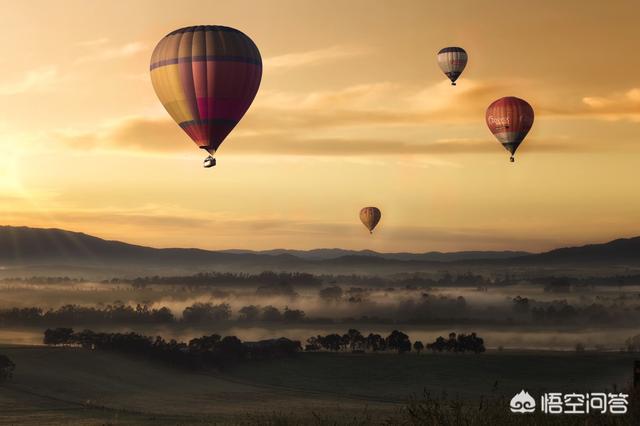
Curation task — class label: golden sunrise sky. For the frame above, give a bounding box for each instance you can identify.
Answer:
[1,0,639,252]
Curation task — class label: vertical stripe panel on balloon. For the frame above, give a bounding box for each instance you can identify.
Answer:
[178,31,199,126]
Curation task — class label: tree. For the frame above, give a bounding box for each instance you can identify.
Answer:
[182,303,231,323]
[261,306,282,322]
[217,336,246,363]
[366,333,384,352]
[318,334,341,351]
[386,330,411,354]
[413,341,424,355]
[188,334,221,351]
[0,355,15,381]
[319,286,343,301]
[43,327,74,346]
[346,329,365,351]
[238,305,260,321]
[512,296,530,313]
[625,334,640,352]
[427,336,447,352]
[283,307,305,322]
[305,336,320,351]
[425,332,485,353]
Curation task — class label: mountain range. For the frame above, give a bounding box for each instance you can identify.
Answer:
[1,226,639,276]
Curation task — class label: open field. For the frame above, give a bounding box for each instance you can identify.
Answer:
[0,345,637,424]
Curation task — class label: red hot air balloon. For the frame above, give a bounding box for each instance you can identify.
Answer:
[150,26,262,168]
[485,97,534,162]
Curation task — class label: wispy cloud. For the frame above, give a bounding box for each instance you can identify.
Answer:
[56,116,186,152]
[76,37,110,47]
[53,79,617,157]
[74,41,146,64]
[0,66,58,96]
[264,45,368,70]
[581,88,640,120]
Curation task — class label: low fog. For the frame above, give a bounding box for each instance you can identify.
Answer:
[1,270,640,350]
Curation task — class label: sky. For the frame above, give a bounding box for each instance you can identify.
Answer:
[1,0,639,252]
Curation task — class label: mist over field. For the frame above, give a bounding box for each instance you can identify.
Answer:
[2,270,640,350]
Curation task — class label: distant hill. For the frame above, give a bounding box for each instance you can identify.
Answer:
[1,226,639,276]
[0,226,307,272]
[220,248,529,262]
[509,236,640,265]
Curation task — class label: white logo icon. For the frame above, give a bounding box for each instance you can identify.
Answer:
[510,390,536,413]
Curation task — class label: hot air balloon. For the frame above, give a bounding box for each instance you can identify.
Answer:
[437,47,467,86]
[485,97,534,162]
[150,26,262,168]
[360,207,381,234]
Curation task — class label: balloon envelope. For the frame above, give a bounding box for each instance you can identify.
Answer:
[437,47,467,85]
[360,207,382,233]
[150,26,262,155]
[485,96,534,160]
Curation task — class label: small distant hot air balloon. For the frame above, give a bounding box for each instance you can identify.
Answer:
[360,207,381,234]
[486,97,534,162]
[437,47,467,86]
[150,26,262,168]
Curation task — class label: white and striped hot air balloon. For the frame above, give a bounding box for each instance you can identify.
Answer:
[437,47,468,86]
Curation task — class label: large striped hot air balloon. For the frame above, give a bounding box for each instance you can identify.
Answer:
[486,97,534,162]
[360,207,382,234]
[150,26,262,168]
[437,47,467,86]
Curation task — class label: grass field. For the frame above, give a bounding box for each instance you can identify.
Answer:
[0,346,637,425]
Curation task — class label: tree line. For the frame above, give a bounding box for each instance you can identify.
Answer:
[43,328,302,369]
[0,302,310,327]
[110,271,322,289]
[511,296,640,326]
[5,271,640,289]
[305,329,485,354]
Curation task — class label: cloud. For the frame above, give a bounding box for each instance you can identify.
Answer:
[581,88,640,120]
[0,66,58,96]
[58,117,186,152]
[76,37,110,47]
[74,41,146,64]
[55,115,574,157]
[263,45,368,70]
[53,79,613,157]
[242,78,527,132]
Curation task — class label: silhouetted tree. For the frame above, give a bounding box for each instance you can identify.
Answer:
[283,307,306,322]
[0,355,15,381]
[626,334,640,352]
[43,327,74,346]
[413,341,424,355]
[366,333,385,352]
[512,296,530,313]
[386,330,411,354]
[182,303,231,323]
[261,306,282,322]
[238,305,260,321]
[426,332,485,353]
[319,286,343,301]
[305,336,320,351]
